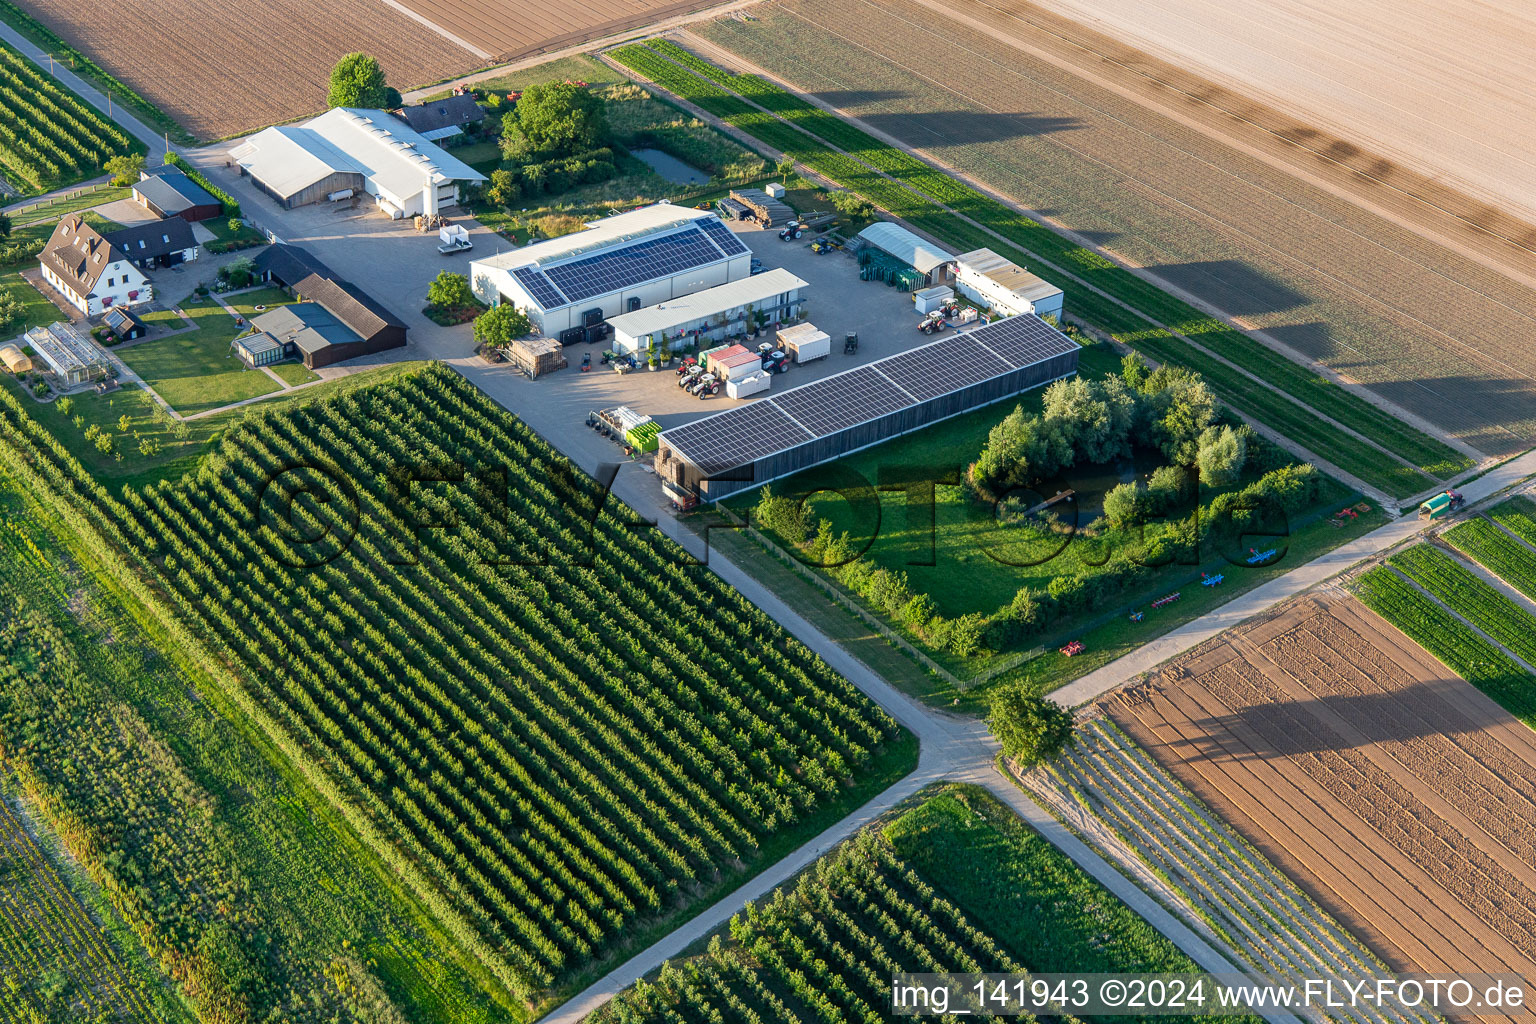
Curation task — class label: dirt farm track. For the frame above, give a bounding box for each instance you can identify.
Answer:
[1111,595,1536,1024]
[10,0,727,139]
[699,0,1536,454]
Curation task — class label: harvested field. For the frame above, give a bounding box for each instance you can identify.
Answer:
[698,1,1536,454]
[390,0,725,62]
[1110,594,1536,1023]
[12,0,477,139]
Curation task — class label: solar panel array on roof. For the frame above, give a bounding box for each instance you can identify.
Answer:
[772,366,913,436]
[874,336,1008,402]
[968,313,1079,368]
[544,227,723,304]
[662,315,1079,478]
[513,266,567,309]
[698,218,750,258]
[668,400,812,476]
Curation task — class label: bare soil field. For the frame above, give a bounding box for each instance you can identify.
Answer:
[1005,0,1536,231]
[13,0,477,139]
[698,1,1536,454]
[1111,594,1536,1023]
[390,0,726,62]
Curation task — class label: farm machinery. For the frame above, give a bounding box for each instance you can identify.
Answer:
[1059,640,1086,657]
[756,343,791,374]
[687,373,722,399]
[1418,490,1465,519]
[917,311,949,335]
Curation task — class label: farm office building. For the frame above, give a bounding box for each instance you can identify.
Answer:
[469,204,753,339]
[657,314,1080,499]
[606,268,808,355]
[954,248,1064,322]
[230,108,486,217]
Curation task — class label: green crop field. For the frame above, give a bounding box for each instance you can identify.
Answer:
[1354,566,1536,726]
[1489,496,1536,550]
[610,40,1467,497]
[1389,544,1536,671]
[0,363,913,1011]
[0,40,136,192]
[1443,517,1536,602]
[595,786,1253,1024]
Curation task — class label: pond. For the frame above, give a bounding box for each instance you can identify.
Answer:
[631,148,709,185]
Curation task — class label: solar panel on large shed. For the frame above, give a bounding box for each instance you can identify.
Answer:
[544,227,723,303]
[512,266,567,309]
[698,218,750,258]
[873,336,1008,402]
[968,314,1077,368]
[770,366,913,436]
[662,400,813,475]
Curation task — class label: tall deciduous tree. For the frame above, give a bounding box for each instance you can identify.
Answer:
[987,686,1075,766]
[104,153,144,187]
[328,53,390,109]
[501,82,606,161]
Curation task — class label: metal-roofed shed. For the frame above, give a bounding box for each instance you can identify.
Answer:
[656,313,1079,499]
[857,222,956,281]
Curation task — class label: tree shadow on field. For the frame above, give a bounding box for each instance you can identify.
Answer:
[1147,259,1310,318]
[1180,676,1514,761]
[802,88,911,108]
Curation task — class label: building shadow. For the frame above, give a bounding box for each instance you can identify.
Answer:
[1148,259,1310,317]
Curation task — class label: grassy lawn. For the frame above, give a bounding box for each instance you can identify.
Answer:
[138,307,188,330]
[11,184,130,227]
[270,361,318,386]
[118,295,279,414]
[453,139,501,174]
[224,286,294,317]
[3,361,429,491]
[203,216,266,250]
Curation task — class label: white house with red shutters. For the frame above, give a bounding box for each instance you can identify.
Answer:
[37,215,152,317]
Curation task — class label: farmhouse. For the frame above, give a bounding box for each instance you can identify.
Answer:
[393,94,484,142]
[26,322,109,388]
[229,107,486,217]
[470,204,753,340]
[38,216,152,316]
[104,218,199,270]
[132,168,222,222]
[954,248,1064,321]
[236,246,407,369]
[656,314,1079,499]
[857,222,955,288]
[607,268,808,355]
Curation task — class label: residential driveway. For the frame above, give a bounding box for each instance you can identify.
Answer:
[95,198,160,228]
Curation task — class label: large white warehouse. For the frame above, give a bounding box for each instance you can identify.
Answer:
[230,108,486,218]
[606,268,809,355]
[469,204,753,340]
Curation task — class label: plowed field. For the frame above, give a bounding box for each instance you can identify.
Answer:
[699,0,1536,453]
[13,0,476,139]
[1111,595,1536,1023]
[392,0,725,62]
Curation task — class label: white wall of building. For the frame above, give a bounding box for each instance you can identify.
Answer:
[40,260,151,316]
[955,266,1063,321]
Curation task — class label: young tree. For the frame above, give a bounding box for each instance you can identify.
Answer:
[427,271,476,310]
[1101,481,1147,530]
[987,686,1075,766]
[473,304,531,346]
[0,211,11,239]
[776,156,796,184]
[327,53,390,109]
[105,153,145,187]
[502,82,606,159]
[486,168,521,209]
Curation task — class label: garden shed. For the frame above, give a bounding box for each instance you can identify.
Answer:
[656,314,1079,499]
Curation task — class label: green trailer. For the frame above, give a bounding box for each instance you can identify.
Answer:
[1418,490,1465,518]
